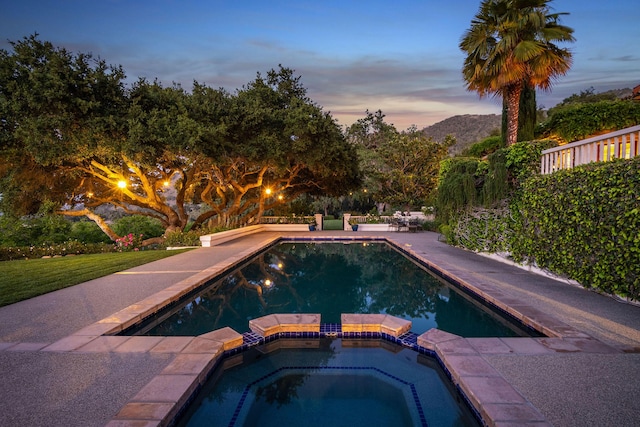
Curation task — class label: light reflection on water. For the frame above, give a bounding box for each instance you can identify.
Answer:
[133,242,525,337]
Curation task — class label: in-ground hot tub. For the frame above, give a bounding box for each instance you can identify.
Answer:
[176,337,480,427]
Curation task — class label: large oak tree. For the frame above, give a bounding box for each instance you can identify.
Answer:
[346,111,452,209]
[0,36,360,241]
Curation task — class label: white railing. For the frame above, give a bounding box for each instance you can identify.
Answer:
[541,125,640,174]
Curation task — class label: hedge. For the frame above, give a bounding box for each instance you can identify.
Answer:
[512,157,639,299]
[538,100,640,142]
[438,142,639,300]
[0,241,115,261]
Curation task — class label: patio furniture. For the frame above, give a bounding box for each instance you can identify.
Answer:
[407,219,420,232]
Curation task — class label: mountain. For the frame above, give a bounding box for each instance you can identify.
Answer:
[422,114,502,156]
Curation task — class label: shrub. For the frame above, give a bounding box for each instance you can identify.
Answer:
[0,242,115,261]
[70,220,111,243]
[164,230,202,247]
[452,202,514,253]
[436,157,488,223]
[163,225,230,247]
[0,212,73,246]
[112,215,164,239]
[0,216,27,246]
[511,158,639,299]
[114,233,144,252]
[421,219,438,232]
[462,135,504,158]
[504,139,558,183]
[538,100,640,142]
[437,140,638,300]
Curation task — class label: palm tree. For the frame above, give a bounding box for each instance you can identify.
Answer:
[460,0,574,146]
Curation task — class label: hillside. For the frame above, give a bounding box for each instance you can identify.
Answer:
[422,114,501,156]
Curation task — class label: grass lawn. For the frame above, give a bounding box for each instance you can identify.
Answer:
[323,218,344,230]
[0,249,193,307]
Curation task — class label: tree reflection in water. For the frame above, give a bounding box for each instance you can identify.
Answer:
[255,373,308,407]
[144,242,520,337]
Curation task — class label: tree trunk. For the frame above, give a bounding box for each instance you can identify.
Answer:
[60,208,119,241]
[505,84,523,146]
[502,82,536,144]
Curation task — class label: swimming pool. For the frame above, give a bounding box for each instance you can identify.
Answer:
[123,241,537,337]
[176,337,481,427]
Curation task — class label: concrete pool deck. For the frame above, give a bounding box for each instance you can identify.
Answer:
[0,231,638,426]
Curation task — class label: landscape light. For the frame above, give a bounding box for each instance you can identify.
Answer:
[117,180,127,189]
[265,188,272,195]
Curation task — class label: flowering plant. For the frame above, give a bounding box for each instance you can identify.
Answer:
[115,233,143,252]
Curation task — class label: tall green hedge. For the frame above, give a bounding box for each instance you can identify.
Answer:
[538,100,640,142]
[437,141,638,300]
[511,158,639,299]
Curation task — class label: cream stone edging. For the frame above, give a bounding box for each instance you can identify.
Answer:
[106,327,243,427]
[103,313,560,426]
[249,313,321,337]
[200,224,310,247]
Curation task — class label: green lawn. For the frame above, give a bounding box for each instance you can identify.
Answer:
[323,219,344,230]
[0,249,192,307]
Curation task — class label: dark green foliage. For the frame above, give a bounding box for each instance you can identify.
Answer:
[112,215,165,239]
[512,158,639,299]
[538,100,640,142]
[451,203,513,253]
[436,158,487,223]
[0,216,29,246]
[517,83,537,142]
[504,139,558,183]
[163,225,228,247]
[439,140,638,298]
[1,37,361,240]
[0,211,71,246]
[547,87,624,116]
[70,220,113,243]
[482,149,508,204]
[348,112,451,209]
[437,140,555,223]
[462,135,504,158]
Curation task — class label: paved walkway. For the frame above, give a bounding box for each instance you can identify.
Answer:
[0,231,638,426]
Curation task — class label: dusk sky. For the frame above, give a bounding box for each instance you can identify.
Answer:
[1,0,638,130]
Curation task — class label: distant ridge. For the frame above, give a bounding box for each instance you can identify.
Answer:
[422,114,501,156]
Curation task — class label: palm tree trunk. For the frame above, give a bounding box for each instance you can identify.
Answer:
[505,84,523,146]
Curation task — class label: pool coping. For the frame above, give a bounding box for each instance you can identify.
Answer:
[7,235,623,427]
[103,314,554,427]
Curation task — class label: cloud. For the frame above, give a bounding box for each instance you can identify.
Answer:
[612,55,639,63]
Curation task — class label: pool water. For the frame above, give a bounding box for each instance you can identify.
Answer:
[128,242,531,337]
[176,338,480,427]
